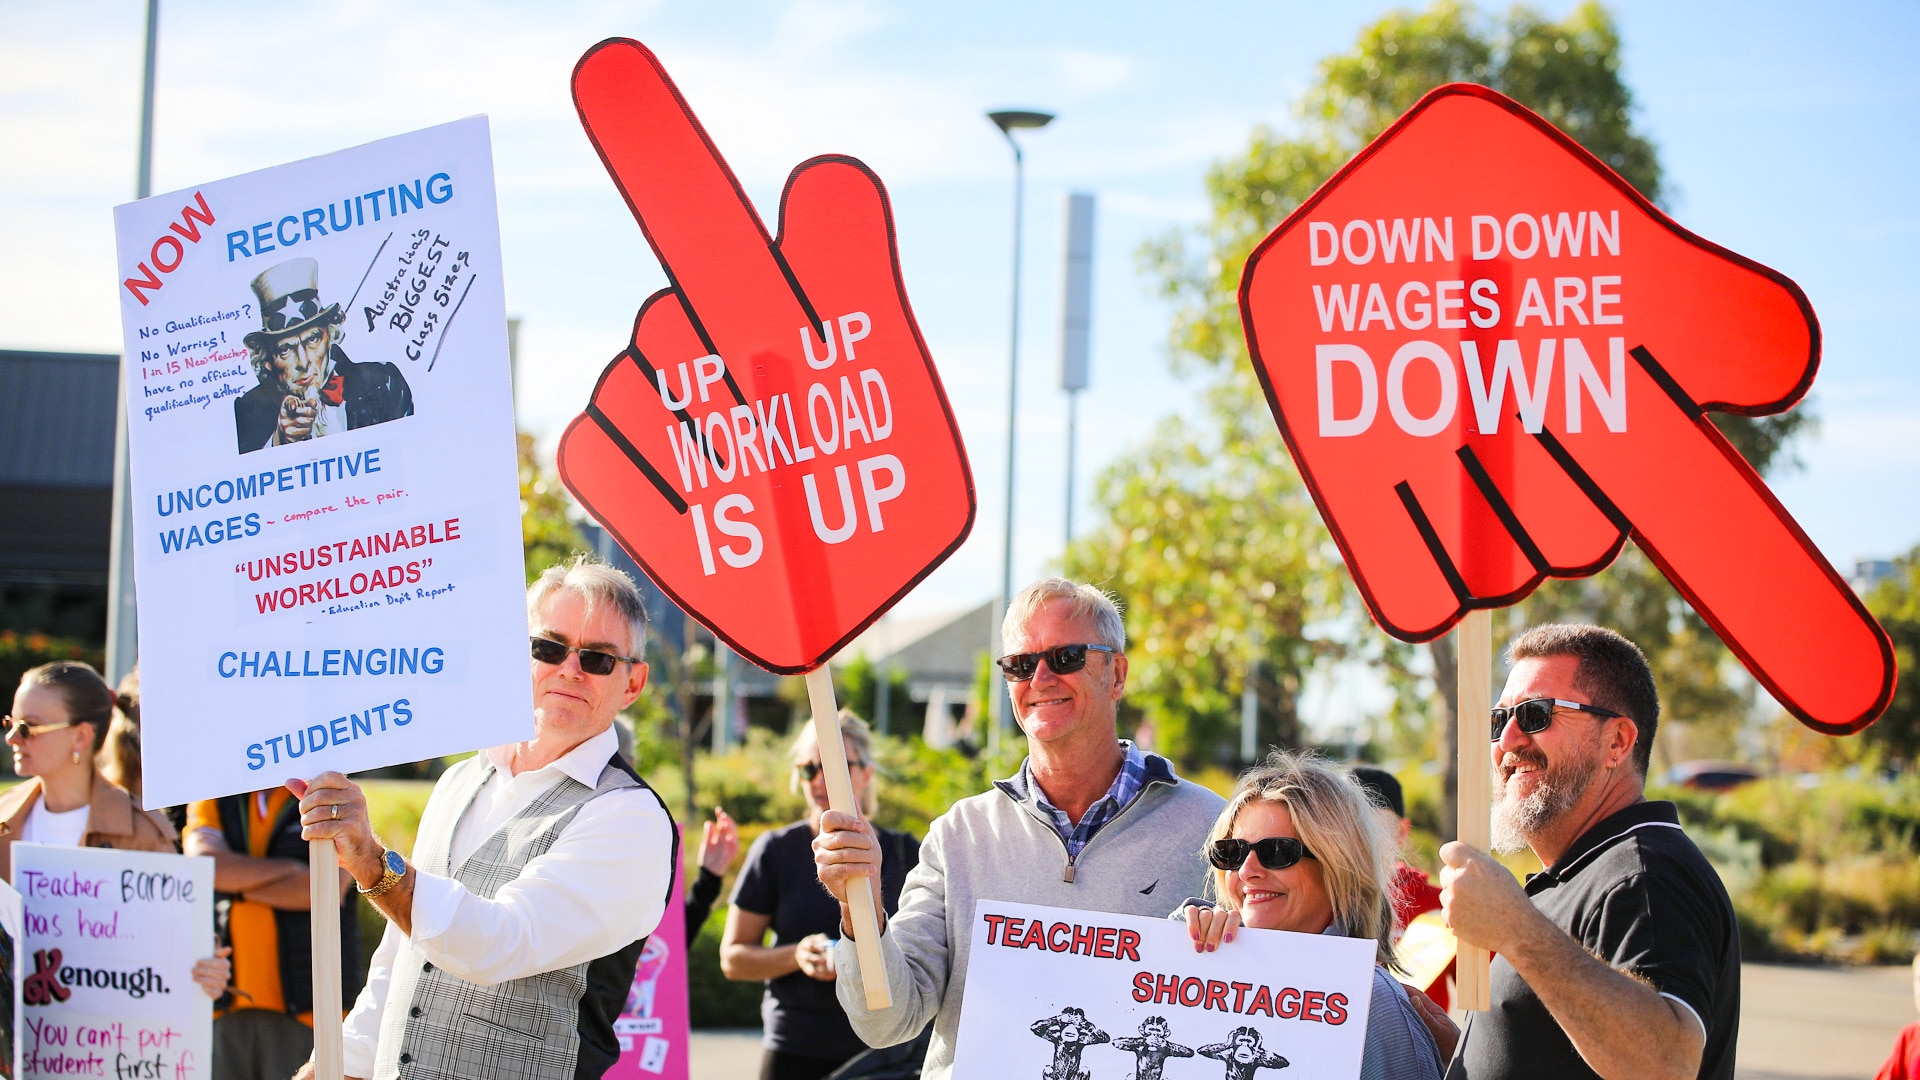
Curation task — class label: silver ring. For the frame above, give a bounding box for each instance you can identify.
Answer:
[331,805,339,820]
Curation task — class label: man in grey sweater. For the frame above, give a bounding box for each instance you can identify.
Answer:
[814,578,1226,1080]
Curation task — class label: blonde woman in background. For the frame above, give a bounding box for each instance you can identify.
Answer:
[96,666,143,800]
[1181,750,1454,1080]
[722,713,921,1080]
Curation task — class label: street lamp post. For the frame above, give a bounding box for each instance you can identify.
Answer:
[1059,192,1095,548]
[985,108,1053,758]
[107,0,161,686]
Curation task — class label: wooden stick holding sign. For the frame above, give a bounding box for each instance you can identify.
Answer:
[1453,609,1493,1012]
[558,38,976,1016]
[310,838,346,1080]
[806,667,892,1009]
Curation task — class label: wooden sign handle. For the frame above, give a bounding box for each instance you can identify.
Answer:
[310,838,345,1080]
[1454,608,1493,1012]
[806,666,893,1010]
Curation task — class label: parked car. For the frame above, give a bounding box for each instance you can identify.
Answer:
[1668,760,1763,792]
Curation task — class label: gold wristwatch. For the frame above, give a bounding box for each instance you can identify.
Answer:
[361,848,407,899]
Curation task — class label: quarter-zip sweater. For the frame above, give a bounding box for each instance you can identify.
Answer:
[833,751,1225,1080]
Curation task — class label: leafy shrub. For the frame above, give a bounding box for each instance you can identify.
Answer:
[687,907,765,1029]
[0,632,104,775]
[1657,773,1920,963]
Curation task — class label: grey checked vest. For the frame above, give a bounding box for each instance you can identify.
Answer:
[373,752,675,1080]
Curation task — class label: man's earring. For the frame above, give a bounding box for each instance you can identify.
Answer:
[71,750,82,765]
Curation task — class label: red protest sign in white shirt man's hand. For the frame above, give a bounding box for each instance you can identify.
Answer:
[1241,84,1893,735]
[559,39,974,674]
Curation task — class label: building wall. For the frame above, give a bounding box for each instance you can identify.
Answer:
[0,350,120,640]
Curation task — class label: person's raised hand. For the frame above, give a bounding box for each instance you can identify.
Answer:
[1184,904,1241,954]
[700,806,739,877]
[557,39,974,675]
[1239,84,1892,735]
[288,772,382,886]
[811,809,881,917]
[1438,840,1536,955]
[193,945,232,1000]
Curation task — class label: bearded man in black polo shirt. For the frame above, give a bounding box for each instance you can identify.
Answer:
[1439,624,1739,1080]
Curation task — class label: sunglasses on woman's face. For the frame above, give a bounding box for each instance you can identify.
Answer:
[529,636,637,676]
[994,643,1116,682]
[1489,697,1621,741]
[795,760,867,781]
[0,716,81,741]
[1207,836,1315,872]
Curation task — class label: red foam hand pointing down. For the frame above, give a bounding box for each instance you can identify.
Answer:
[1240,84,1893,735]
[561,40,974,674]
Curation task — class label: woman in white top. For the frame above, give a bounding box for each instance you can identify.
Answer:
[0,661,229,996]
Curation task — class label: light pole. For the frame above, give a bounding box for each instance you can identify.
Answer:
[1059,192,1095,548]
[107,0,161,686]
[985,108,1053,757]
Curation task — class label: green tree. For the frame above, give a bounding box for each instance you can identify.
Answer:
[519,431,584,580]
[1079,1,1811,779]
[1062,405,1346,764]
[1863,549,1920,766]
[834,653,917,738]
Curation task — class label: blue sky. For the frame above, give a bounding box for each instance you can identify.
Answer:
[4,0,1916,642]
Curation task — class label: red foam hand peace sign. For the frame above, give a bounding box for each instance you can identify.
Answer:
[1241,84,1893,734]
[560,39,974,673]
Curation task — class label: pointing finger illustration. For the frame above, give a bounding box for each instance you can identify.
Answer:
[1241,84,1893,735]
[558,38,974,676]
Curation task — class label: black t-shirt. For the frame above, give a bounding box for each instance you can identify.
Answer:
[1449,801,1740,1080]
[730,820,920,1061]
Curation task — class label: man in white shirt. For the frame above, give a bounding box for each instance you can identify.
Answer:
[292,557,676,1080]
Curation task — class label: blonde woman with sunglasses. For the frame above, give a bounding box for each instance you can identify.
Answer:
[1180,751,1454,1080]
[722,712,921,1080]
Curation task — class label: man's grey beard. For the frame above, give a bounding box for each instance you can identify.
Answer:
[1490,749,1602,855]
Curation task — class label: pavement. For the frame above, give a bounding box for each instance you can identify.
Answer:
[688,1029,763,1078]
[1735,962,1911,1080]
[688,962,1915,1078]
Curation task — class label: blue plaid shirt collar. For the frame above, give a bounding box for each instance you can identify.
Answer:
[1016,740,1152,858]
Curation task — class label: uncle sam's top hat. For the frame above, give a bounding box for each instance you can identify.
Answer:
[242,257,343,352]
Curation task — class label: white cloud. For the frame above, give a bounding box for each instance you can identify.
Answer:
[1052,48,1134,95]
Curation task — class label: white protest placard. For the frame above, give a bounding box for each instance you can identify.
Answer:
[14,845,213,1080]
[111,117,532,806]
[0,877,22,1080]
[951,901,1375,1080]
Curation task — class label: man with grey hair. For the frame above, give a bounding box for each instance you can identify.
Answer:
[814,577,1224,1079]
[1440,624,1739,1080]
[293,555,676,1079]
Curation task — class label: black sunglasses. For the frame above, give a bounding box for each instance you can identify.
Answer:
[995,643,1116,682]
[795,760,868,781]
[1207,836,1315,872]
[1,716,83,741]
[530,636,638,676]
[1490,697,1622,741]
